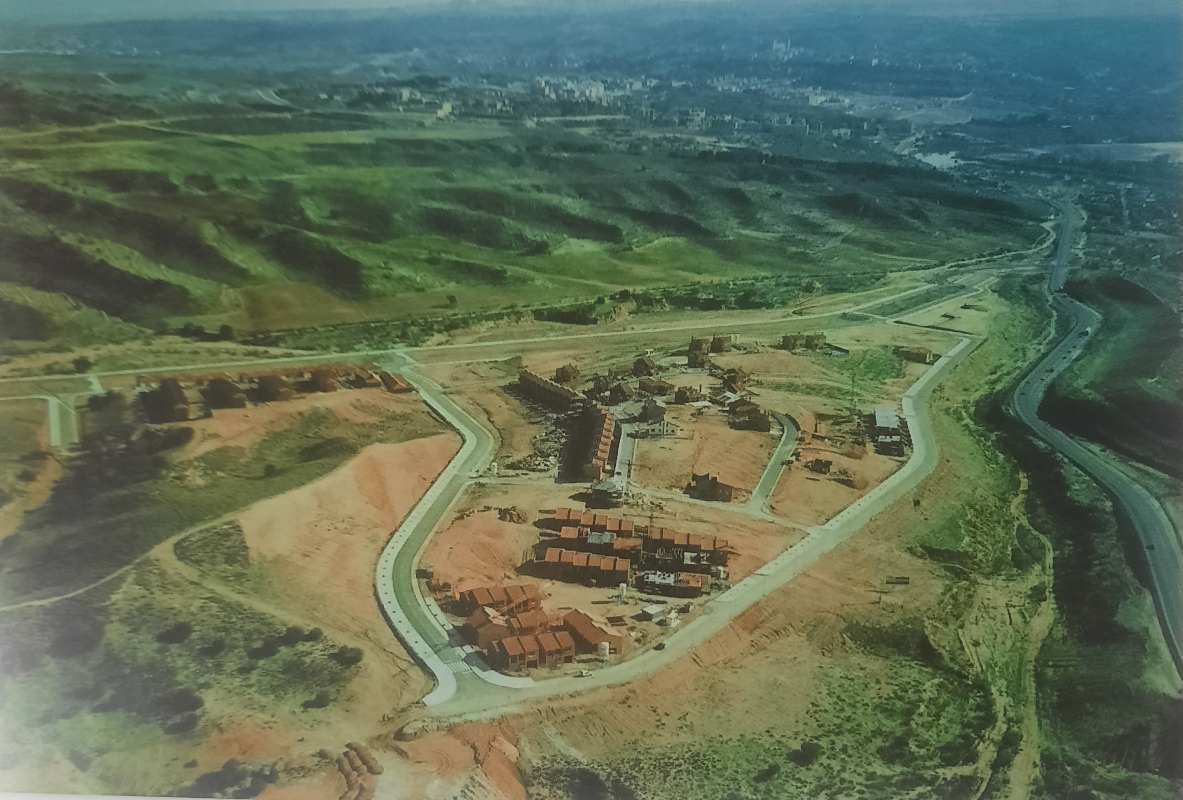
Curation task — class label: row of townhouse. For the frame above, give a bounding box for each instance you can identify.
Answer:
[137,364,410,423]
[518,368,586,412]
[580,405,618,481]
[462,599,629,671]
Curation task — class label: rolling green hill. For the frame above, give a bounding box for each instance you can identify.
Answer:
[0,85,1048,348]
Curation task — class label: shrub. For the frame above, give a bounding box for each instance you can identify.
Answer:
[155,622,194,645]
[330,646,364,667]
[302,690,331,710]
[278,626,305,646]
[156,688,203,715]
[164,712,200,734]
[789,741,822,767]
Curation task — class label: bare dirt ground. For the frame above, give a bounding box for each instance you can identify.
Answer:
[770,440,904,527]
[237,433,460,702]
[899,293,996,336]
[379,723,528,800]
[420,482,551,593]
[630,406,776,495]
[121,432,463,792]
[175,388,426,459]
[424,361,545,465]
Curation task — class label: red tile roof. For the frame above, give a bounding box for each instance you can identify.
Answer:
[563,609,622,647]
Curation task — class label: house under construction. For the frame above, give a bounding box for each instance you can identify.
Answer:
[577,405,619,481]
[485,631,576,671]
[636,570,710,598]
[689,471,744,503]
[462,606,550,648]
[518,368,586,412]
[642,527,731,574]
[547,508,637,536]
[137,363,408,423]
[456,584,543,616]
[531,548,632,586]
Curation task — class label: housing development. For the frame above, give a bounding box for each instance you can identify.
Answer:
[0,4,1179,800]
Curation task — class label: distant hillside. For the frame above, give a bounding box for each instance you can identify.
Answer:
[0,85,1047,347]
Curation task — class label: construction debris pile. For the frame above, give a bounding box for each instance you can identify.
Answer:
[335,741,382,800]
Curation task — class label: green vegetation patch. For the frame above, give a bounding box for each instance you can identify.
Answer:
[525,661,993,800]
[1043,274,1183,477]
[0,402,444,607]
[0,556,355,796]
[0,229,194,321]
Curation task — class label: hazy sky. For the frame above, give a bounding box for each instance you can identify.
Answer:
[0,0,1177,22]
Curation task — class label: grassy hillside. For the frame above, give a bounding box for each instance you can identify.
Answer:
[0,82,1047,348]
[1042,275,1183,478]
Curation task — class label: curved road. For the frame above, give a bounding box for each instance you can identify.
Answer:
[1008,207,1183,675]
[375,331,978,719]
[748,411,799,516]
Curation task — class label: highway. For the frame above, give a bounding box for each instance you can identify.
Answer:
[1007,206,1183,675]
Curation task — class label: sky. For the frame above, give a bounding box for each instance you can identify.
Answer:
[0,0,1177,21]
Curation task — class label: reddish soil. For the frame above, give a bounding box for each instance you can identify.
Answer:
[197,720,299,772]
[389,723,527,800]
[257,771,344,800]
[176,389,426,459]
[771,439,903,526]
[631,405,776,495]
[422,497,541,594]
[238,434,460,661]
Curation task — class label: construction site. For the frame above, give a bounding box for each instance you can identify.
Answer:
[412,324,935,676]
[134,363,412,424]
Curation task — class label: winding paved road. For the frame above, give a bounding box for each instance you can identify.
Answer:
[1008,207,1183,675]
[748,412,799,516]
[372,325,977,718]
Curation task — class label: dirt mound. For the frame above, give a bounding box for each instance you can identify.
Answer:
[238,433,458,646]
[176,389,423,459]
[422,501,540,593]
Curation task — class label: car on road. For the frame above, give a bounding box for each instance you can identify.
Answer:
[577,669,593,677]
[654,642,667,651]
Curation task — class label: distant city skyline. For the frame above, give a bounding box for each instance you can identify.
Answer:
[1,0,1179,22]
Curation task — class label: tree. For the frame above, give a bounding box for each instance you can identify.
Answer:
[217,324,235,341]
[446,294,459,308]
[72,356,93,373]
